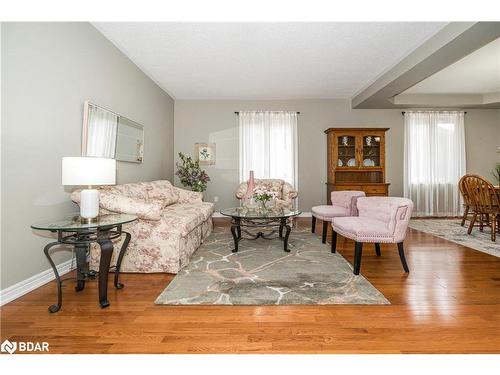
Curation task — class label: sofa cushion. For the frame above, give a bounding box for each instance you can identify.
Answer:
[160,202,214,237]
[332,217,394,242]
[146,180,180,206]
[100,192,164,220]
[104,182,150,200]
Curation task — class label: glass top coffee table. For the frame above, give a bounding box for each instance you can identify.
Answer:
[220,207,301,253]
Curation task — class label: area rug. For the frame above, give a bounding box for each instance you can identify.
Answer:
[155,227,389,305]
[409,219,500,258]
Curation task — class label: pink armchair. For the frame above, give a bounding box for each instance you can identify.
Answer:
[311,191,365,243]
[331,197,413,275]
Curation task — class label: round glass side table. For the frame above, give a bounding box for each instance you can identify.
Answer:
[31,213,137,313]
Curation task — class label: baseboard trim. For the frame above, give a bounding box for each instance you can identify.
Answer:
[0,258,75,306]
[213,211,312,218]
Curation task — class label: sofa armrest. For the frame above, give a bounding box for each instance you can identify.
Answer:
[282,182,298,200]
[174,186,203,203]
[235,182,248,199]
[71,190,163,220]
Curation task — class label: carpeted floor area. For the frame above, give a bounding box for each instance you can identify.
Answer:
[409,218,500,258]
[155,227,389,305]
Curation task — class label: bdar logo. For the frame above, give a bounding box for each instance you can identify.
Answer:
[1,339,17,354]
[0,339,49,354]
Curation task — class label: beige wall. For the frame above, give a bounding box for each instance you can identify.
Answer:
[1,23,175,289]
[174,99,500,211]
[464,109,500,180]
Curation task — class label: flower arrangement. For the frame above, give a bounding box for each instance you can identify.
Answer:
[175,152,211,192]
[253,189,278,209]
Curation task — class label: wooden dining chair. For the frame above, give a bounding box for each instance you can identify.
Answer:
[462,174,500,241]
[458,175,473,227]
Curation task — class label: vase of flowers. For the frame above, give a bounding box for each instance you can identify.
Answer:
[175,152,211,192]
[253,189,277,211]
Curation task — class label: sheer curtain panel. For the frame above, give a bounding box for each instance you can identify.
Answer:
[239,111,298,189]
[403,111,466,217]
[86,104,118,158]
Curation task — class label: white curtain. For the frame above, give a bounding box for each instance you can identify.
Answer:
[86,104,118,158]
[239,111,298,188]
[403,111,466,217]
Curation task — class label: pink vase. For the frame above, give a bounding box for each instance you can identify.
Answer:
[244,171,255,199]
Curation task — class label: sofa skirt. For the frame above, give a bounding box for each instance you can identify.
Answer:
[89,217,213,274]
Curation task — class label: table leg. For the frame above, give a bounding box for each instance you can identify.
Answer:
[97,232,114,308]
[284,224,291,252]
[279,218,285,238]
[74,244,88,292]
[231,218,240,253]
[114,231,131,289]
[43,241,63,313]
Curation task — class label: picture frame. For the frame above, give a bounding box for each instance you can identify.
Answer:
[195,143,216,165]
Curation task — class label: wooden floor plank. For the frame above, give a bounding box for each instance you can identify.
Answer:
[1,218,499,353]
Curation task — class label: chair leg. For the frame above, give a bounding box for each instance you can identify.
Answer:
[479,214,484,232]
[331,228,337,253]
[353,242,363,275]
[311,216,316,233]
[460,206,469,227]
[467,213,477,235]
[492,218,497,242]
[322,221,328,244]
[397,242,410,273]
[375,243,381,256]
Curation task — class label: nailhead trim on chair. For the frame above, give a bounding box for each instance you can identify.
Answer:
[331,225,397,244]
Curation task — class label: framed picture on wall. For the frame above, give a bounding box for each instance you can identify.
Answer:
[195,143,216,165]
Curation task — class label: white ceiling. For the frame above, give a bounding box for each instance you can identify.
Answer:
[404,37,500,94]
[94,22,447,100]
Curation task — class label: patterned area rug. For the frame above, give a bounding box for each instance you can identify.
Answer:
[409,219,500,258]
[155,227,389,305]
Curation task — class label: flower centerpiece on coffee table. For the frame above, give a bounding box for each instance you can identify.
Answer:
[253,189,278,210]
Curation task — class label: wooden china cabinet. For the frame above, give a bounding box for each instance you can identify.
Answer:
[325,127,390,204]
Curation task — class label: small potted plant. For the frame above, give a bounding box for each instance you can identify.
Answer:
[492,163,500,185]
[175,152,211,192]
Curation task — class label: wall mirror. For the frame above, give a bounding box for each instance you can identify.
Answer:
[82,101,144,163]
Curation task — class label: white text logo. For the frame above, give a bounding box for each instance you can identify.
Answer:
[1,339,49,354]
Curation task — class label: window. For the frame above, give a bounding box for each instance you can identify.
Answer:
[403,111,466,217]
[239,111,298,188]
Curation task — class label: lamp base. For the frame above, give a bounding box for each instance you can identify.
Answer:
[80,216,100,224]
[80,188,100,223]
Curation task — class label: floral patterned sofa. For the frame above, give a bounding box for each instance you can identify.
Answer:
[71,180,214,274]
[235,179,298,209]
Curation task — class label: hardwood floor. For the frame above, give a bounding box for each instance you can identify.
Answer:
[1,218,499,353]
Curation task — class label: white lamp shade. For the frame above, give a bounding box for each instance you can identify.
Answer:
[62,157,116,186]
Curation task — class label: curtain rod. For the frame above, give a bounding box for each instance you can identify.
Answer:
[234,111,300,115]
[402,111,467,115]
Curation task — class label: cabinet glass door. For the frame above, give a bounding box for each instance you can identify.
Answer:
[337,135,357,167]
[361,135,381,167]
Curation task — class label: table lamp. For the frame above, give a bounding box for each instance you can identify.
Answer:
[62,157,116,223]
